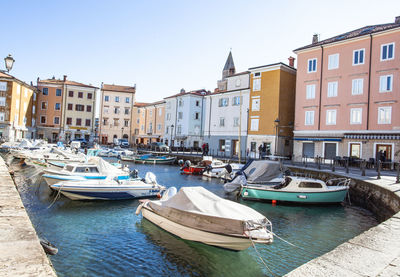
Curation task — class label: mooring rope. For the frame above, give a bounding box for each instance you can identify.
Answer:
[248,235,279,277]
[47,182,65,209]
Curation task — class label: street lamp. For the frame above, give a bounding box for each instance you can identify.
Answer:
[121,127,124,139]
[4,54,15,72]
[170,124,174,147]
[274,118,280,155]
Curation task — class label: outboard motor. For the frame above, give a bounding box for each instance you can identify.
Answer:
[130,169,139,179]
[145,172,157,184]
[204,164,212,173]
[225,164,233,174]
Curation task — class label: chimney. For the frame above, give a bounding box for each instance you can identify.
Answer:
[288,56,295,67]
[312,34,319,44]
[180,88,185,94]
[396,16,400,24]
[63,75,67,82]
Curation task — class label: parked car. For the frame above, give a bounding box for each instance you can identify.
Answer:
[150,142,169,152]
[71,138,88,147]
[118,139,130,148]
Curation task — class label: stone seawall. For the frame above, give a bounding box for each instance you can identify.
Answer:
[285,166,400,276]
[0,156,56,276]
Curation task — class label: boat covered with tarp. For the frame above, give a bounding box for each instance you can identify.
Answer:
[137,186,273,251]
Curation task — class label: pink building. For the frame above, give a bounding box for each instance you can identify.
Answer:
[293,16,400,163]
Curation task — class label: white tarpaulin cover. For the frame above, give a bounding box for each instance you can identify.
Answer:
[87,157,126,176]
[149,187,268,235]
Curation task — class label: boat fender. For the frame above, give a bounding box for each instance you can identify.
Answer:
[225,164,233,174]
[178,160,184,167]
[40,239,58,255]
[156,193,161,198]
[184,160,191,168]
[135,202,146,215]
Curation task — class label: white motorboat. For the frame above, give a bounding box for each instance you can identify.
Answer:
[137,186,273,251]
[203,163,244,179]
[50,172,165,200]
[42,157,130,186]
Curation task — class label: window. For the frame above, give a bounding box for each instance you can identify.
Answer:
[306,84,316,99]
[252,98,260,111]
[253,78,261,91]
[54,117,60,124]
[303,142,315,157]
[124,120,129,127]
[113,119,119,127]
[299,182,323,188]
[158,109,162,116]
[219,98,229,107]
[326,109,337,125]
[328,54,339,70]
[219,117,225,127]
[0,97,5,106]
[32,105,35,114]
[69,91,73,97]
[177,125,182,134]
[85,119,91,127]
[76,104,85,111]
[350,108,362,124]
[381,43,394,61]
[250,118,259,131]
[56,89,62,96]
[352,79,363,95]
[41,101,47,110]
[149,110,153,116]
[195,112,200,120]
[125,108,129,115]
[353,49,365,65]
[219,140,225,151]
[305,110,314,125]
[233,96,241,105]
[43,88,48,95]
[378,106,391,124]
[233,117,239,127]
[166,113,171,120]
[136,118,139,124]
[327,81,338,97]
[178,112,183,119]
[235,78,241,87]
[55,103,61,110]
[0,112,4,122]
[307,58,317,73]
[115,96,119,102]
[114,107,120,114]
[67,117,72,125]
[254,72,261,77]
[68,103,73,110]
[33,93,36,101]
[104,106,109,113]
[40,116,46,124]
[102,118,108,125]
[87,93,92,99]
[104,95,109,102]
[76,118,82,126]
[379,75,393,92]
[87,105,92,112]
[196,100,200,106]
[179,99,183,106]
[141,125,144,131]
[125,97,130,103]
[78,92,83,98]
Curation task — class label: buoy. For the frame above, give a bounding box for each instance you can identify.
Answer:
[272,200,277,205]
[156,193,161,198]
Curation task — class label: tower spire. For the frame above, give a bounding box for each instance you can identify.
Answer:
[222,50,235,79]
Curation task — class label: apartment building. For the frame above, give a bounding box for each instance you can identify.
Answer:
[0,72,37,141]
[163,89,209,148]
[99,83,135,145]
[247,61,296,158]
[204,52,250,157]
[132,102,148,145]
[293,16,400,162]
[37,76,98,142]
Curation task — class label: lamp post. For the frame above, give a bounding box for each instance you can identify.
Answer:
[274,118,280,155]
[1,54,15,72]
[121,127,124,140]
[170,124,174,147]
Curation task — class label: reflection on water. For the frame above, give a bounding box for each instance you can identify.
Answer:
[9,158,377,277]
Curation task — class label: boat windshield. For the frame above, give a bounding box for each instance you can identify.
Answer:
[75,166,99,173]
[273,176,291,190]
[298,182,323,188]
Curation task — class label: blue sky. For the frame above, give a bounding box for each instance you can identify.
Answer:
[1,0,399,103]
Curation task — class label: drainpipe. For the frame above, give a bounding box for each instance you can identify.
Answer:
[208,96,212,137]
[318,45,324,130]
[200,96,204,140]
[129,92,134,144]
[366,34,373,130]
[174,98,178,145]
[62,84,68,141]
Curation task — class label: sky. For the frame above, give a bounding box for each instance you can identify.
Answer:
[1,0,400,104]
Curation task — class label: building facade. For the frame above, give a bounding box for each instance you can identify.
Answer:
[37,76,98,142]
[163,89,209,148]
[293,17,400,163]
[99,84,135,145]
[0,72,37,141]
[204,71,250,158]
[247,62,297,158]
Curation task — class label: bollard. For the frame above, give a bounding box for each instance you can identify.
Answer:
[361,160,366,176]
[396,162,400,184]
[377,160,381,180]
[332,159,335,172]
[346,159,349,174]
[291,154,294,165]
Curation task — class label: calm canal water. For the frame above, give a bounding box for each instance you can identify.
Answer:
[11,159,377,277]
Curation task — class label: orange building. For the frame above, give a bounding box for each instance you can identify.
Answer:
[0,72,38,141]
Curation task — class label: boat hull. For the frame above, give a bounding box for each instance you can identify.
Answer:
[43,174,107,187]
[181,166,204,175]
[50,185,163,200]
[241,186,348,204]
[141,207,253,251]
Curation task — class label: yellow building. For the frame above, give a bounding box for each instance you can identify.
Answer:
[0,72,37,141]
[247,62,296,157]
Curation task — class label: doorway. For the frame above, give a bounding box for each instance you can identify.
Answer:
[349,143,361,158]
[376,144,392,162]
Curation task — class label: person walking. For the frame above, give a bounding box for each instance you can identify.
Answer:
[258,144,263,159]
[202,143,206,155]
[205,143,209,156]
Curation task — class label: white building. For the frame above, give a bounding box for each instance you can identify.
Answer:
[163,89,209,148]
[204,71,250,157]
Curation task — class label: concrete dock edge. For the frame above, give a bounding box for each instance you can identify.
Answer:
[0,156,56,276]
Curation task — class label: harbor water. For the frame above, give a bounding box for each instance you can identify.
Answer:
[11,159,377,277]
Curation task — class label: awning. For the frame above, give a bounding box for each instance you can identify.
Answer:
[293,137,342,142]
[344,134,400,140]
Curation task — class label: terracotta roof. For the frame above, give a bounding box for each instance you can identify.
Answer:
[248,62,296,71]
[0,72,38,91]
[38,78,98,89]
[294,21,400,52]
[0,72,12,79]
[134,102,150,107]
[226,71,250,77]
[102,84,136,93]
[164,89,210,99]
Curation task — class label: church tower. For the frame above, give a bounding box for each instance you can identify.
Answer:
[217,51,236,91]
